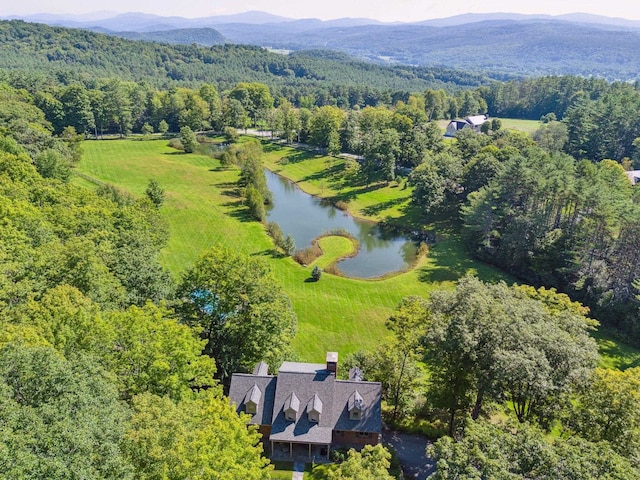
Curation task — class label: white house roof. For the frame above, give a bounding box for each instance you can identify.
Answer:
[465,115,489,126]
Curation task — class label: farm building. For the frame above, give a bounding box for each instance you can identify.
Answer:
[445,114,489,136]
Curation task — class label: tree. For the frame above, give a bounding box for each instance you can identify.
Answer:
[430,420,640,480]
[60,83,96,134]
[34,149,71,182]
[283,235,296,256]
[145,179,165,208]
[178,247,297,384]
[533,121,568,152]
[179,125,197,153]
[245,184,266,221]
[103,303,217,401]
[60,125,84,162]
[0,344,133,479]
[309,106,345,149]
[408,161,446,214]
[157,119,169,135]
[224,126,239,143]
[567,367,640,460]
[228,82,273,128]
[124,391,272,480]
[311,265,322,281]
[141,122,153,137]
[424,277,598,435]
[385,296,429,421]
[327,445,394,480]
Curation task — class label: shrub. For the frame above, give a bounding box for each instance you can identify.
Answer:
[224,126,239,143]
[293,244,322,266]
[168,138,183,150]
[245,185,265,221]
[334,200,349,211]
[311,265,322,281]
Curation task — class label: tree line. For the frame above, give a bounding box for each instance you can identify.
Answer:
[346,277,640,478]
[0,82,300,478]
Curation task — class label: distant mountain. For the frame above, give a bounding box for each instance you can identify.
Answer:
[416,12,640,29]
[5,11,640,80]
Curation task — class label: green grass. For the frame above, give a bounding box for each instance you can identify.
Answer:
[593,329,640,370]
[495,117,541,134]
[312,236,356,270]
[76,137,634,368]
[76,138,507,361]
[270,461,295,479]
[259,140,414,223]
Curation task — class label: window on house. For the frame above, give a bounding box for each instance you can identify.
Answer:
[246,403,256,414]
[357,431,370,438]
[350,411,360,420]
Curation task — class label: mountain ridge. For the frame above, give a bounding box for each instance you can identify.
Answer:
[6,10,640,31]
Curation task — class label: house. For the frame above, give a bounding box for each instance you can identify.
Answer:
[625,170,640,185]
[229,352,382,460]
[445,114,489,136]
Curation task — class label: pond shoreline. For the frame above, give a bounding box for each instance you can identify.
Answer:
[264,167,427,279]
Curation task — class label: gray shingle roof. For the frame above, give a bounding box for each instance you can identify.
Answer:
[284,392,300,414]
[246,384,262,406]
[308,394,323,414]
[253,361,269,376]
[229,373,276,426]
[229,359,382,445]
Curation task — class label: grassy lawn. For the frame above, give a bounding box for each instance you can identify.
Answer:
[495,117,541,134]
[270,461,294,479]
[76,137,636,368]
[76,138,506,360]
[593,329,640,370]
[312,236,356,270]
[259,140,415,223]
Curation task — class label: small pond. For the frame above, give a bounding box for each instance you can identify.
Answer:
[265,169,419,278]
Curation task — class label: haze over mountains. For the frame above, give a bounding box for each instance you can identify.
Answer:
[5,11,640,80]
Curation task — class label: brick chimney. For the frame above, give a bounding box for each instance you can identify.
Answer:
[326,351,338,376]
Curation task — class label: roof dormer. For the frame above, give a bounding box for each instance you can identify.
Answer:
[284,392,300,421]
[348,390,364,420]
[307,394,323,423]
[244,384,261,415]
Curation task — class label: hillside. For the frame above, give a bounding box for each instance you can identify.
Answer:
[7,11,640,80]
[0,20,495,92]
[115,27,225,46]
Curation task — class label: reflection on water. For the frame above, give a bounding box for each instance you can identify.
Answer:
[265,170,418,278]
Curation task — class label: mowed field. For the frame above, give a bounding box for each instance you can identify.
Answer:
[77,137,506,361]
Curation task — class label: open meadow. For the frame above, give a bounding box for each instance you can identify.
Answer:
[77,138,505,360]
[77,137,640,367]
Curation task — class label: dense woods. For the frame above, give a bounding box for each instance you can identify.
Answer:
[2,19,640,478]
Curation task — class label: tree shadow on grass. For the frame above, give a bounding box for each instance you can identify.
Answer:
[417,237,508,284]
[300,163,345,185]
[329,182,388,205]
[279,150,321,164]
[251,249,286,259]
[361,197,409,217]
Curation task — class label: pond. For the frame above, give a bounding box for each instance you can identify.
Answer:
[265,169,419,278]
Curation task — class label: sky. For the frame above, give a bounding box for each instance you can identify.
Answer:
[3,0,640,23]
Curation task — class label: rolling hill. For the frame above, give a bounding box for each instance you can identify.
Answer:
[8,11,640,80]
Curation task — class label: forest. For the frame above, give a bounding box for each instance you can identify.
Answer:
[1,20,640,479]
